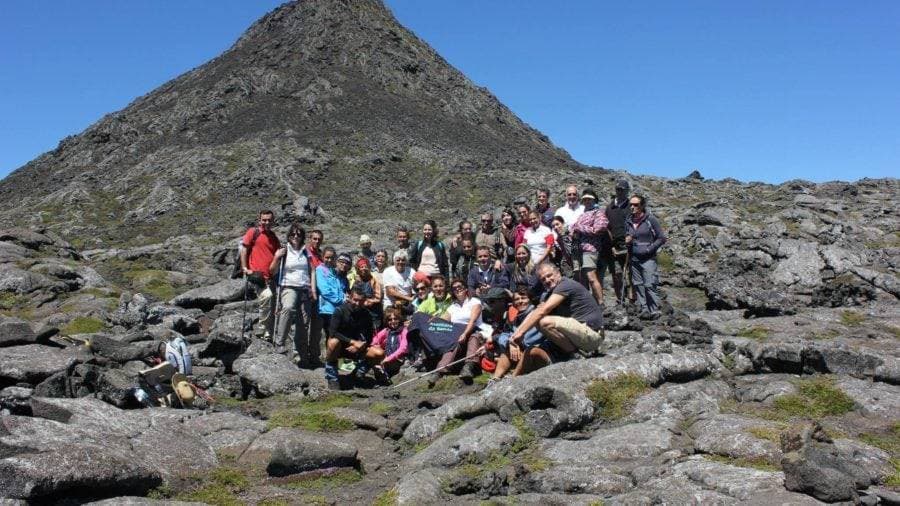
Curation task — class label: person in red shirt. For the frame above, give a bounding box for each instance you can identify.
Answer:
[240,210,281,339]
[306,229,324,269]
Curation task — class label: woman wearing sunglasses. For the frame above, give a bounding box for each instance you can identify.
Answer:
[431,279,489,385]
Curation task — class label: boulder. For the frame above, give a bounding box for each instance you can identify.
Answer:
[237,427,358,476]
[0,318,57,347]
[0,386,33,416]
[232,352,325,397]
[0,344,74,385]
[170,279,246,310]
[182,412,267,459]
[407,415,517,469]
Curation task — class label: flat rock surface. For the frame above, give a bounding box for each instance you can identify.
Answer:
[0,344,74,385]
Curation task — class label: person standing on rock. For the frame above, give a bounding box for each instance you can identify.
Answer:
[324,286,384,389]
[269,223,317,357]
[551,215,575,278]
[499,209,518,263]
[306,229,324,268]
[452,236,477,283]
[305,229,326,365]
[409,220,449,278]
[572,189,609,306]
[240,210,281,340]
[510,263,604,355]
[535,188,555,228]
[604,180,632,305]
[396,225,411,256]
[625,194,668,318]
[555,185,585,281]
[513,204,532,248]
[357,234,376,266]
[523,209,555,266]
[349,257,383,330]
[314,248,349,367]
[474,213,503,260]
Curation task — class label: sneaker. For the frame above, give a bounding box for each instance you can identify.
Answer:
[324,363,339,382]
[354,361,370,381]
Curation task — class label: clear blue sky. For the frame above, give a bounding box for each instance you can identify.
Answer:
[1,1,897,183]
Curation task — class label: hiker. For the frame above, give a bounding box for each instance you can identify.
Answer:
[510,263,604,355]
[625,194,668,317]
[349,257,383,330]
[270,223,317,358]
[324,286,384,389]
[373,249,389,280]
[409,220,449,278]
[604,180,632,304]
[371,307,409,381]
[474,213,503,260]
[315,247,349,345]
[448,220,474,257]
[499,208,518,263]
[240,210,281,339]
[551,215,575,278]
[306,229,326,360]
[554,184,585,230]
[508,244,542,298]
[490,288,560,383]
[410,277,431,312]
[306,229,325,268]
[357,234,376,265]
[536,188,555,227]
[572,189,609,306]
[383,249,416,310]
[523,209,554,265]
[433,279,488,384]
[415,274,452,317]
[396,225,411,254]
[452,236,477,283]
[467,245,510,297]
[513,204,531,247]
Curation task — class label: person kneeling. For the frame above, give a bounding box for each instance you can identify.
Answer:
[324,287,384,389]
[371,307,408,385]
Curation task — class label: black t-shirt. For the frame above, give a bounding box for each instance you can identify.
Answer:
[329,303,374,344]
[547,277,604,331]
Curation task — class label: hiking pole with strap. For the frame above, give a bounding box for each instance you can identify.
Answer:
[271,252,287,346]
[240,275,250,350]
[391,346,485,390]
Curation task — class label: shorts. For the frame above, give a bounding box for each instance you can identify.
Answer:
[581,250,599,270]
[542,315,603,352]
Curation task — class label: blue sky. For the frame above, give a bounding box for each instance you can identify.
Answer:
[1,1,897,183]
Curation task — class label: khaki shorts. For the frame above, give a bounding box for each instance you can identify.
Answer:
[581,250,599,270]
[542,315,603,352]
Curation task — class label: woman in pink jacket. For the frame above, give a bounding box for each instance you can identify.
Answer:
[571,188,609,306]
[371,307,408,383]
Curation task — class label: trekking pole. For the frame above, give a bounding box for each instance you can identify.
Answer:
[271,253,287,345]
[240,275,250,350]
[391,346,485,390]
[625,249,634,302]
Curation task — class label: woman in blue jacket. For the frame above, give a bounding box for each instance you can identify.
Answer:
[316,248,350,330]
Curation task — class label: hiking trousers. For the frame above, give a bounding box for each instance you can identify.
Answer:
[275,286,313,354]
[257,279,277,338]
[436,332,483,372]
[631,257,661,313]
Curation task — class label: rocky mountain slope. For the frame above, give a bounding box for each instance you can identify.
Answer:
[1,0,899,504]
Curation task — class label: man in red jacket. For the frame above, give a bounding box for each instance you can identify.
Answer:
[240,210,281,339]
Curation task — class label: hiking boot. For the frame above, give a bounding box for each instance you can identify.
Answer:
[459,362,477,384]
[353,361,370,381]
[410,355,426,372]
[327,379,341,391]
[427,373,442,389]
[373,366,390,386]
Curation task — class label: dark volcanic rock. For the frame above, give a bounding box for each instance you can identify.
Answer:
[0,344,74,386]
[171,279,246,310]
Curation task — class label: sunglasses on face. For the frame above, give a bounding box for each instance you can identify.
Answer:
[416,286,428,291]
[452,286,466,292]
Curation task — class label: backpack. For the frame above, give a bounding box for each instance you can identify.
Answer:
[230,227,260,279]
[165,335,192,375]
[605,201,630,248]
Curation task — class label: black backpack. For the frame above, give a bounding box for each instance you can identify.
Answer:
[605,201,630,249]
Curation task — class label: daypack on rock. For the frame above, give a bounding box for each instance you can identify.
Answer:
[230,227,261,278]
[165,335,192,375]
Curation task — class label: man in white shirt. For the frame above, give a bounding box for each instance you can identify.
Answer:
[555,184,586,279]
[382,249,416,310]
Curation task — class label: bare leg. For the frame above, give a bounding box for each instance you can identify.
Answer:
[365,346,385,366]
[585,268,604,306]
[325,337,342,364]
[493,353,513,379]
[517,347,551,375]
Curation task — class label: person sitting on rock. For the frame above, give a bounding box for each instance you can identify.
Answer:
[349,257,383,330]
[383,249,417,311]
[490,287,561,384]
[431,279,489,386]
[240,209,280,340]
[409,220,449,278]
[508,244,542,299]
[324,286,384,389]
[467,245,510,297]
[415,274,452,317]
[625,194,668,318]
[510,263,604,356]
[371,307,408,382]
[269,223,317,357]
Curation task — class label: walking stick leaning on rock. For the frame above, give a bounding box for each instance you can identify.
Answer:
[271,252,287,345]
[391,346,485,390]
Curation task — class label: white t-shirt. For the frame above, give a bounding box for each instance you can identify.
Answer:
[524,225,554,264]
[447,296,482,325]
[555,203,585,228]
[281,244,311,288]
[382,266,415,309]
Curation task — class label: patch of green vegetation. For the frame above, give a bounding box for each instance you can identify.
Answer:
[736,326,770,340]
[522,452,551,473]
[704,454,780,472]
[657,250,674,272]
[769,376,855,420]
[257,499,291,506]
[858,423,900,456]
[266,393,354,432]
[474,372,491,385]
[146,483,175,500]
[722,354,736,370]
[61,316,106,335]
[510,416,536,454]
[213,395,248,408]
[877,324,900,339]
[840,310,866,327]
[886,458,900,487]
[585,373,650,421]
[747,426,783,443]
[283,468,363,490]
[0,292,28,310]
[369,401,394,416]
[441,418,465,434]
[417,375,459,392]
[372,488,398,506]
[175,466,249,506]
[123,269,179,301]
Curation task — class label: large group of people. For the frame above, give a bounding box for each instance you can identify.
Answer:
[239,180,668,390]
